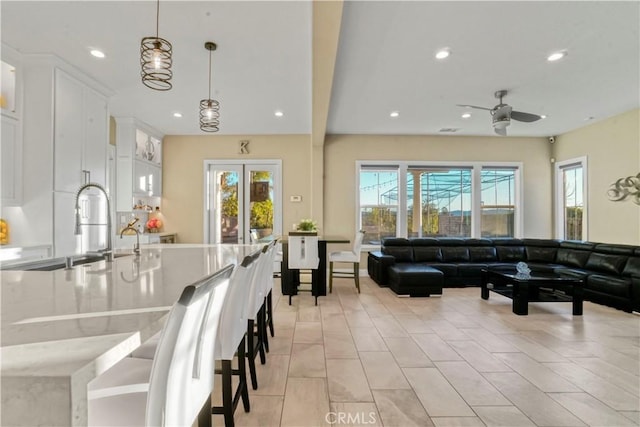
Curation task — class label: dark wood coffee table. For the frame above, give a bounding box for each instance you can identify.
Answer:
[481,269,584,315]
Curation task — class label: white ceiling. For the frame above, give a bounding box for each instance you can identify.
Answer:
[2,1,639,138]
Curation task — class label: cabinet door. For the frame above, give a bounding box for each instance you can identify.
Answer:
[149,164,162,197]
[54,70,83,193]
[133,160,149,195]
[1,116,21,204]
[83,87,107,187]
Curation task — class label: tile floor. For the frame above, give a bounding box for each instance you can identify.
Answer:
[212,276,640,427]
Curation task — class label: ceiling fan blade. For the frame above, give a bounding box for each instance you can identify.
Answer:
[456,104,492,111]
[494,126,507,136]
[511,110,542,123]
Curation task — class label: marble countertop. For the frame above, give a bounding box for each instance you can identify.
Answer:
[0,243,260,426]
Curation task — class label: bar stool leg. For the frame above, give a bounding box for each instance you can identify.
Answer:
[329,262,334,293]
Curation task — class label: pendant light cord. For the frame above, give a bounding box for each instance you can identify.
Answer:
[208,49,212,99]
[155,0,160,38]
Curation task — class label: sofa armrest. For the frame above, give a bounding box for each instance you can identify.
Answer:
[630,276,640,312]
[368,251,396,286]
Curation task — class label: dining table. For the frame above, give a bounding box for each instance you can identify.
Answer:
[278,234,350,304]
[0,243,261,427]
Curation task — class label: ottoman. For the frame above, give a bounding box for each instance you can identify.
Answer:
[388,264,444,297]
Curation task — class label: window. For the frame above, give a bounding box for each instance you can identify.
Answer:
[357,161,522,245]
[555,158,587,240]
[406,167,472,237]
[481,168,516,238]
[359,168,398,244]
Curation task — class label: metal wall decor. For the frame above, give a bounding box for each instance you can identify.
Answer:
[199,42,220,132]
[607,172,640,205]
[140,0,172,91]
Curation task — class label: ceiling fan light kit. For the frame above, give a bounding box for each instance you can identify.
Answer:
[457,89,542,136]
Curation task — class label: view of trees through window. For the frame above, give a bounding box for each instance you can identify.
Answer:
[359,163,519,244]
[219,171,273,243]
[562,165,583,240]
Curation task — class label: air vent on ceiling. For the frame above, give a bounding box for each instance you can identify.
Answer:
[439,128,460,133]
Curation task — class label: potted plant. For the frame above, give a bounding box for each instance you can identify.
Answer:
[294,218,317,234]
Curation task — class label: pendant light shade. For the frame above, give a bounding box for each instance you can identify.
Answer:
[200,42,220,132]
[140,0,172,91]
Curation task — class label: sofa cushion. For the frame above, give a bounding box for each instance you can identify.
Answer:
[523,238,561,248]
[382,246,413,262]
[414,247,443,262]
[457,263,489,277]
[560,241,596,251]
[496,246,525,262]
[464,238,493,247]
[586,275,632,298]
[556,249,590,268]
[383,238,411,246]
[411,238,440,247]
[441,247,470,262]
[526,246,557,263]
[469,246,497,262]
[594,244,636,256]
[585,253,628,275]
[426,263,458,277]
[622,257,640,277]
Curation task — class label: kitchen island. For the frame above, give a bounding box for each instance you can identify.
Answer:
[0,244,259,427]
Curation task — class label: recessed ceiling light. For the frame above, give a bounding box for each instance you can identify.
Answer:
[90,49,105,59]
[540,115,547,119]
[274,110,284,117]
[390,111,400,118]
[461,112,471,119]
[173,112,182,118]
[547,51,566,62]
[435,48,450,60]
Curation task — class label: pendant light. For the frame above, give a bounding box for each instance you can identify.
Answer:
[140,0,172,91]
[199,42,220,132]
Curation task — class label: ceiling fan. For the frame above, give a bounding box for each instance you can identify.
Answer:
[458,90,542,136]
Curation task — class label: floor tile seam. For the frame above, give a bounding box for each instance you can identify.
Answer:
[543,391,631,426]
[401,365,477,421]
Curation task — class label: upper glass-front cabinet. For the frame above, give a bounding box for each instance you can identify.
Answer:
[135,129,161,166]
[1,60,17,116]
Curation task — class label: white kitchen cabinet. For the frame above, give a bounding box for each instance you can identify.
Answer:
[134,160,162,197]
[1,115,22,205]
[54,69,108,193]
[115,118,163,211]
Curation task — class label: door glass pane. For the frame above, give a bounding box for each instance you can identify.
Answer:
[406,168,472,237]
[219,170,239,243]
[481,169,515,237]
[249,170,274,240]
[360,170,398,244]
[562,166,583,240]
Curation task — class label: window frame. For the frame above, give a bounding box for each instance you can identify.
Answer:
[356,160,523,250]
[554,156,588,241]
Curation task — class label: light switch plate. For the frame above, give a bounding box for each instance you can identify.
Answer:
[290,195,302,202]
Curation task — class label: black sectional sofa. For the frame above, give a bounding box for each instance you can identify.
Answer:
[367,237,640,313]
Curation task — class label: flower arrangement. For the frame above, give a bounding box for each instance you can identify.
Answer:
[146,217,163,233]
[297,218,317,232]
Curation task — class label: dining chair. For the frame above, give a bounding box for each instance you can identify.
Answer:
[329,230,365,293]
[264,241,278,341]
[87,264,234,427]
[211,251,260,427]
[245,243,272,389]
[288,235,320,304]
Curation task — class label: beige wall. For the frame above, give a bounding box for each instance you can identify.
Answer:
[554,108,640,244]
[323,134,553,245]
[162,134,311,243]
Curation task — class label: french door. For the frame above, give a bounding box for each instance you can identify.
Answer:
[205,160,281,244]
